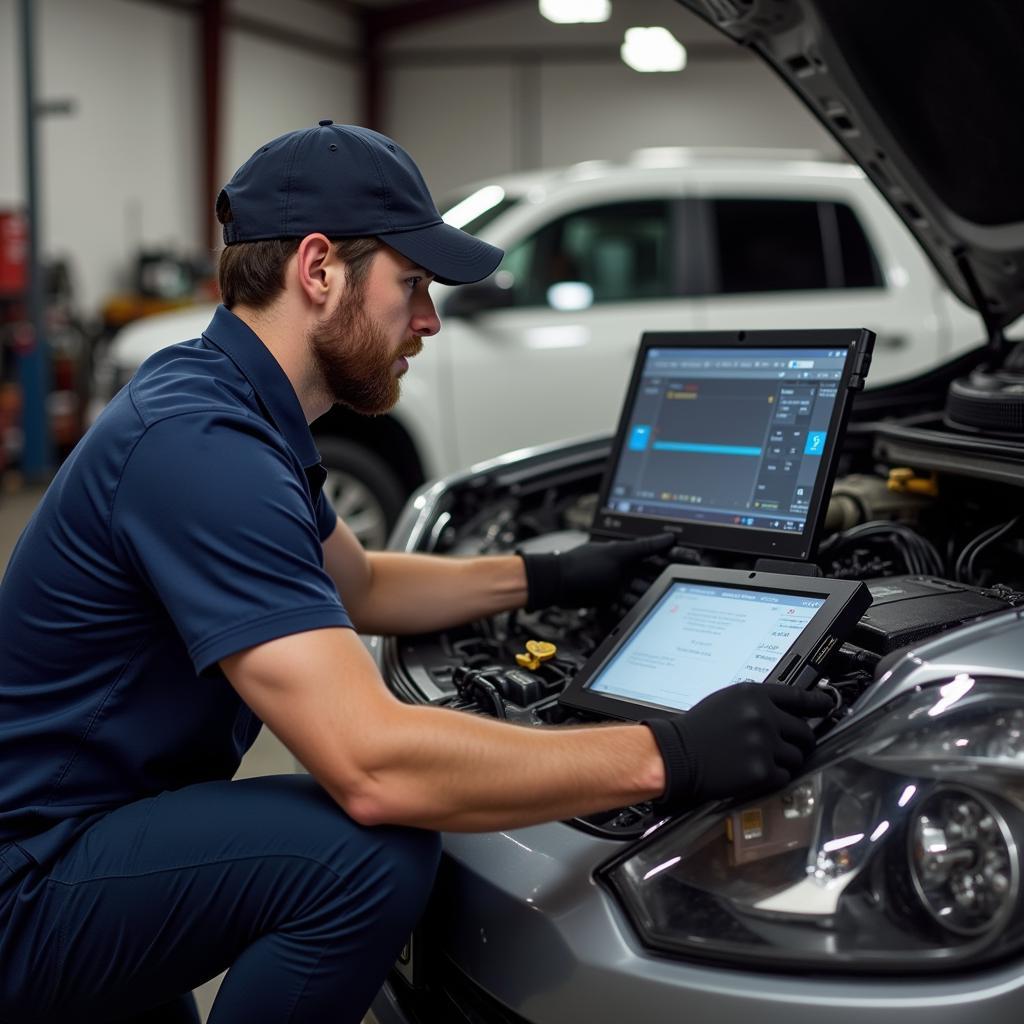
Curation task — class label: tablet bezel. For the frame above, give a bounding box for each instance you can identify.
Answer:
[591,329,874,561]
[559,564,871,722]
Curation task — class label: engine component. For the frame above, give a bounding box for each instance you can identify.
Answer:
[955,514,1022,585]
[854,575,1019,654]
[886,467,939,497]
[824,473,933,532]
[819,520,945,577]
[946,367,1024,435]
[494,668,547,706]
[515,639,557,671]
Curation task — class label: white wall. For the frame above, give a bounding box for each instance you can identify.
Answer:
[385,0,837,198]
[537,58,836,167]
[222,36,359,188]
[0,0,21,213]
[223,0,359,178]
[385,64,519,202]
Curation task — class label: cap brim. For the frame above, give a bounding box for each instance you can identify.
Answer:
[378,221,504,286]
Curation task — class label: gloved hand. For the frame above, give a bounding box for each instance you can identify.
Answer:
[519,533,674,610]
[644,683,833,811]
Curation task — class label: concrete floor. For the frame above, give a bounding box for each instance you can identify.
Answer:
[1,480,342,1022]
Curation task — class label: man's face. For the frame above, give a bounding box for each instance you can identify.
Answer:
[309,246,439,415]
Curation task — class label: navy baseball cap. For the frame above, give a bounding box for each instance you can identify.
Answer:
[218,120,503,286]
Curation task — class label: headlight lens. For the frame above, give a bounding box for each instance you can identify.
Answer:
[602,676,1024,973]
[909,786,1017,936]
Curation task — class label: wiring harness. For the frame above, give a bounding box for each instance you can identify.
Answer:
[819,520,945,577]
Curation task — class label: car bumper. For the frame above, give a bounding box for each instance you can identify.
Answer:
[371,818,1024,1024]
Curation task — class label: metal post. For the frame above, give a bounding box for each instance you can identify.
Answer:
[18,0,51,479]
[202,0,224,250]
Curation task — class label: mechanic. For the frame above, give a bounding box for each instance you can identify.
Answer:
[0,122,831,1024]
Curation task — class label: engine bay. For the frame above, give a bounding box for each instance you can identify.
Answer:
[381,416,1024,839]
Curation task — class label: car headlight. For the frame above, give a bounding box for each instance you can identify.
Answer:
[601,675,1024,973]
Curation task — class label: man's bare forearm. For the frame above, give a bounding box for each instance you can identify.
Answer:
[347,551,528,634]
[226,628,664,833]
[335,701,666,831]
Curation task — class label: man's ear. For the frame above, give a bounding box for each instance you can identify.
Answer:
[294,233,336,307]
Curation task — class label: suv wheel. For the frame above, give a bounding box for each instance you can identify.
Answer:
[316,438,408,550]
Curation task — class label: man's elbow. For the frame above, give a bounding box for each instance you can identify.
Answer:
[341,790,393,828]
[327,773,405,828]
[305,700,420,827]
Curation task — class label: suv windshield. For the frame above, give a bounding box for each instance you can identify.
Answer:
[440,185,520,237]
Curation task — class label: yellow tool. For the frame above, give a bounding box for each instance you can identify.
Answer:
[515,639,557,671]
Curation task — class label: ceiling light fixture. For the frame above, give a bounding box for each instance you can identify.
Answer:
[539,0,611,25]
[621,26,687,73]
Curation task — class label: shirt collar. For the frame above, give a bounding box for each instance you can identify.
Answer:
[201,305,321,469]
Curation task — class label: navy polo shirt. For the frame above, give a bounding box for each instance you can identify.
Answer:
[0,306,351,863]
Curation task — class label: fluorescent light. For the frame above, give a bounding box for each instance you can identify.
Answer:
[539,0,611,25]
[442,185,506,229]
[621,27,687,73]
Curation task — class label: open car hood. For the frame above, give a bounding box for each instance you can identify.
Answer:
[676,0,1024,334]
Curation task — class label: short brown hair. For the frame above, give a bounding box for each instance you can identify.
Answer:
[216,195,381,308]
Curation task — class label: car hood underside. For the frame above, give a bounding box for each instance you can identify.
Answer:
[677,0,1024,332]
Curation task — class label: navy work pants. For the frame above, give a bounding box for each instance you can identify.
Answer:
[0,775,441,1023]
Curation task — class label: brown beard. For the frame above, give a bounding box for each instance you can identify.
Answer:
[309,290,422,416]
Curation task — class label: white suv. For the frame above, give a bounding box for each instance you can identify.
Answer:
[90,148,985,546]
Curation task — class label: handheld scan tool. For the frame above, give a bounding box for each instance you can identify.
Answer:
[560,565,871,721]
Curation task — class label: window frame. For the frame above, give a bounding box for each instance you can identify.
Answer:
[692,195,885,297]
[498,197,689,310]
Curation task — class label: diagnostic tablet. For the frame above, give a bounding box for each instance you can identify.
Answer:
[559,565,871,721]
[591,329,874,561]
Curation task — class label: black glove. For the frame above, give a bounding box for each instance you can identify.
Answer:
[519,533,674,610]
[644,683,833,811]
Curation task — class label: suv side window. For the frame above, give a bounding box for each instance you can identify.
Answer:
[502,200,674,308]
[709,199,882,294]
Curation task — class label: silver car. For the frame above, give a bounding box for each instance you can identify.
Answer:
[371,1,1024,1021]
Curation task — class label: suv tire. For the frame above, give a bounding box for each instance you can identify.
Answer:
[316,437,408,550]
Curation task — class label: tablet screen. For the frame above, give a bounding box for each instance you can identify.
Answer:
[587,582,825,712]
[591,330,874,561]
[604,347,848,537]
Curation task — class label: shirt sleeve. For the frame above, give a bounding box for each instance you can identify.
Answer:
[111,412,352,674]
[315,488,338,542]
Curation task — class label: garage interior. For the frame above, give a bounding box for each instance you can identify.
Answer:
[6,2,1022,1022]
[0,4,839,1015]
[0,0,838,493]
